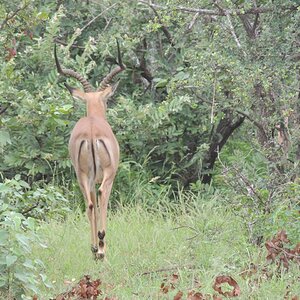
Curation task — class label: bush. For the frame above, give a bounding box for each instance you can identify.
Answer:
[0,175,73,220]
[0,175,74,298]
[0,205,52,299]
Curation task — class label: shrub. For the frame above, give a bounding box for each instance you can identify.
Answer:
[0,205,52,299]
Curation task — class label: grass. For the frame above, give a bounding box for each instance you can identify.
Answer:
[28,193,299,300]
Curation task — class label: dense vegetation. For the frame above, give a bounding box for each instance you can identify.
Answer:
[0,0,299,298]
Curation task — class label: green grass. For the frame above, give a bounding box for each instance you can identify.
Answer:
[28,194,299,300]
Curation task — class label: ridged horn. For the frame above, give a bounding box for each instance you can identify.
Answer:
[54,44,94,93]
[97,39,126,91]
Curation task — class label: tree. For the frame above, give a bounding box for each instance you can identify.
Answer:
[0,0,299,190]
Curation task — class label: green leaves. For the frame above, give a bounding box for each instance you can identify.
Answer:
[0,129,11,149]
[0,176,71,221]
[173,71,190,81]
[6,255,18,267]
[0,230,9,247]
[154,78,169,88]
[0,205,52,298]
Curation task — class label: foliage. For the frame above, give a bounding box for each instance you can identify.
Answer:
[0,175,72,221]
[216,137,300,244]
[0,1,299,187]
[0,173,72,299]
[0,176,72,298]
[0,204,51,299]
[0,0,299,189]
[112,159,172,208]
[0,2,72,181]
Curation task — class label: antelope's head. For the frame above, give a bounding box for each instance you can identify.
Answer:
[54,40,126,112]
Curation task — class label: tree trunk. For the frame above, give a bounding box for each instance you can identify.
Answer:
[201,112,245,185]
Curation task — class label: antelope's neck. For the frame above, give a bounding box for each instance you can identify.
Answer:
[86,101,106,119]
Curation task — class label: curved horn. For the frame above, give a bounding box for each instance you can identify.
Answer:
[54,44,94,93]
[97,40,126,91]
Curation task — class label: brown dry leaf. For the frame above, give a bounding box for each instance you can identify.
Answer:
[161,282,170,294]
[170,273,179,290]
[265,240,280,261]
[187,290,207,300]
[291,296,299,300]
[265,230,300,269]
[212,275,241,297]
[171,273,179,284]
[294,243,300,253]
[32,296,38,300]
[277,230,290,243]
[160,273,180,294]
[174,291,184,300]
[54,275,102,299]
[53,295,65,300]
[212,295,222,300]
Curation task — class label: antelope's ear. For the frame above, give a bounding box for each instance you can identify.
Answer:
[102,80,120,100]
[111,80,120,95]
[64,83,86,102]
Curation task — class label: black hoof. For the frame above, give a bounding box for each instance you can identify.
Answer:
[98,253,105,260]
[91,245,98,253]
[93,252,105,261]
[98,230,105,240]
[98,230,105,249]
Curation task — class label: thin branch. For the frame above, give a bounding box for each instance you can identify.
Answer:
[213,1,246,56]
[21,203,39,216]
[0,105,10,115]
[225,14,242,49]
[136,264,197,276]
[185,12,200,33]
[211,74,216,124]
[232,164,264,203]
[137,0,299,16]
[147,2,174,46]
[268,243,300,261]
[235,110,265,133]
[179,86,215,106]
[173,225,198,232]
[137,38,153,84]
[53,38,85,49]
[251,0,260,37]
[173,225,201,240]
[80,2,118,32]
[0,2,30,30]
[103,17,112,32]
[180,85,267,135]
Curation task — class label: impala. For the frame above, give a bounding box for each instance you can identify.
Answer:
[54,41,125,259]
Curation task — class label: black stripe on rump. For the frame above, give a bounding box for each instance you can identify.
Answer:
[91,140,97,179]
[78,140,85,165]
[98,139,111,164]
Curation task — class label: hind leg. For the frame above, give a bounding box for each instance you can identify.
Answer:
[96,175,114,259]
[90,190,98,256]
[78,177,97,257]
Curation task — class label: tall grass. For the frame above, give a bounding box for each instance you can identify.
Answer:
[29,189,299,299]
